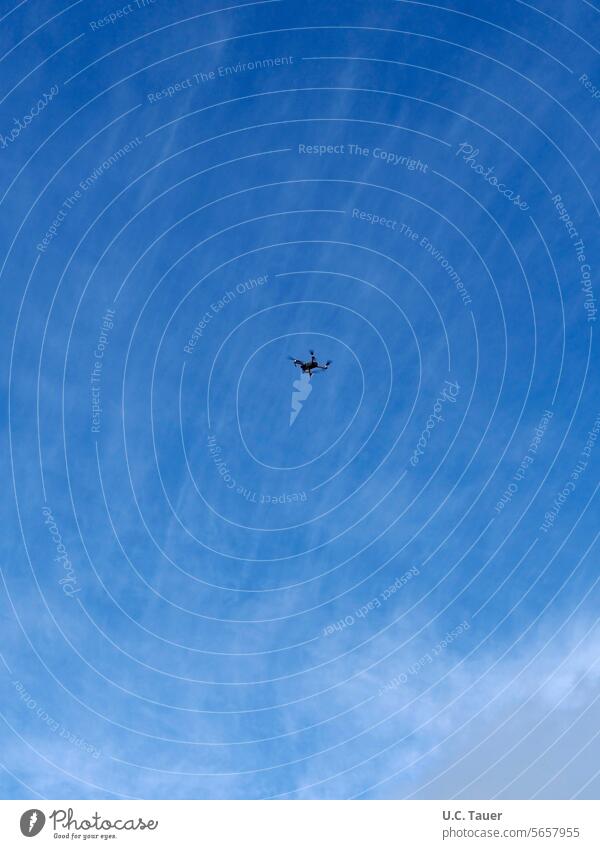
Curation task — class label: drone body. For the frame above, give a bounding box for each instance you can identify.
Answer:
[288,350,332,378]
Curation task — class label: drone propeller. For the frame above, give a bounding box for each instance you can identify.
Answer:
[325,360,332,366]
[309,349,315,355]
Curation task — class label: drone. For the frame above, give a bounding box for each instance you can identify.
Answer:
[288,349,332,378]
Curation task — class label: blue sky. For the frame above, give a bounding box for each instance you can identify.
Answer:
[1,0,599,799]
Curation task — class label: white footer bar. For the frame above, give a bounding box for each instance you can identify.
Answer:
[1,800,598,847]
